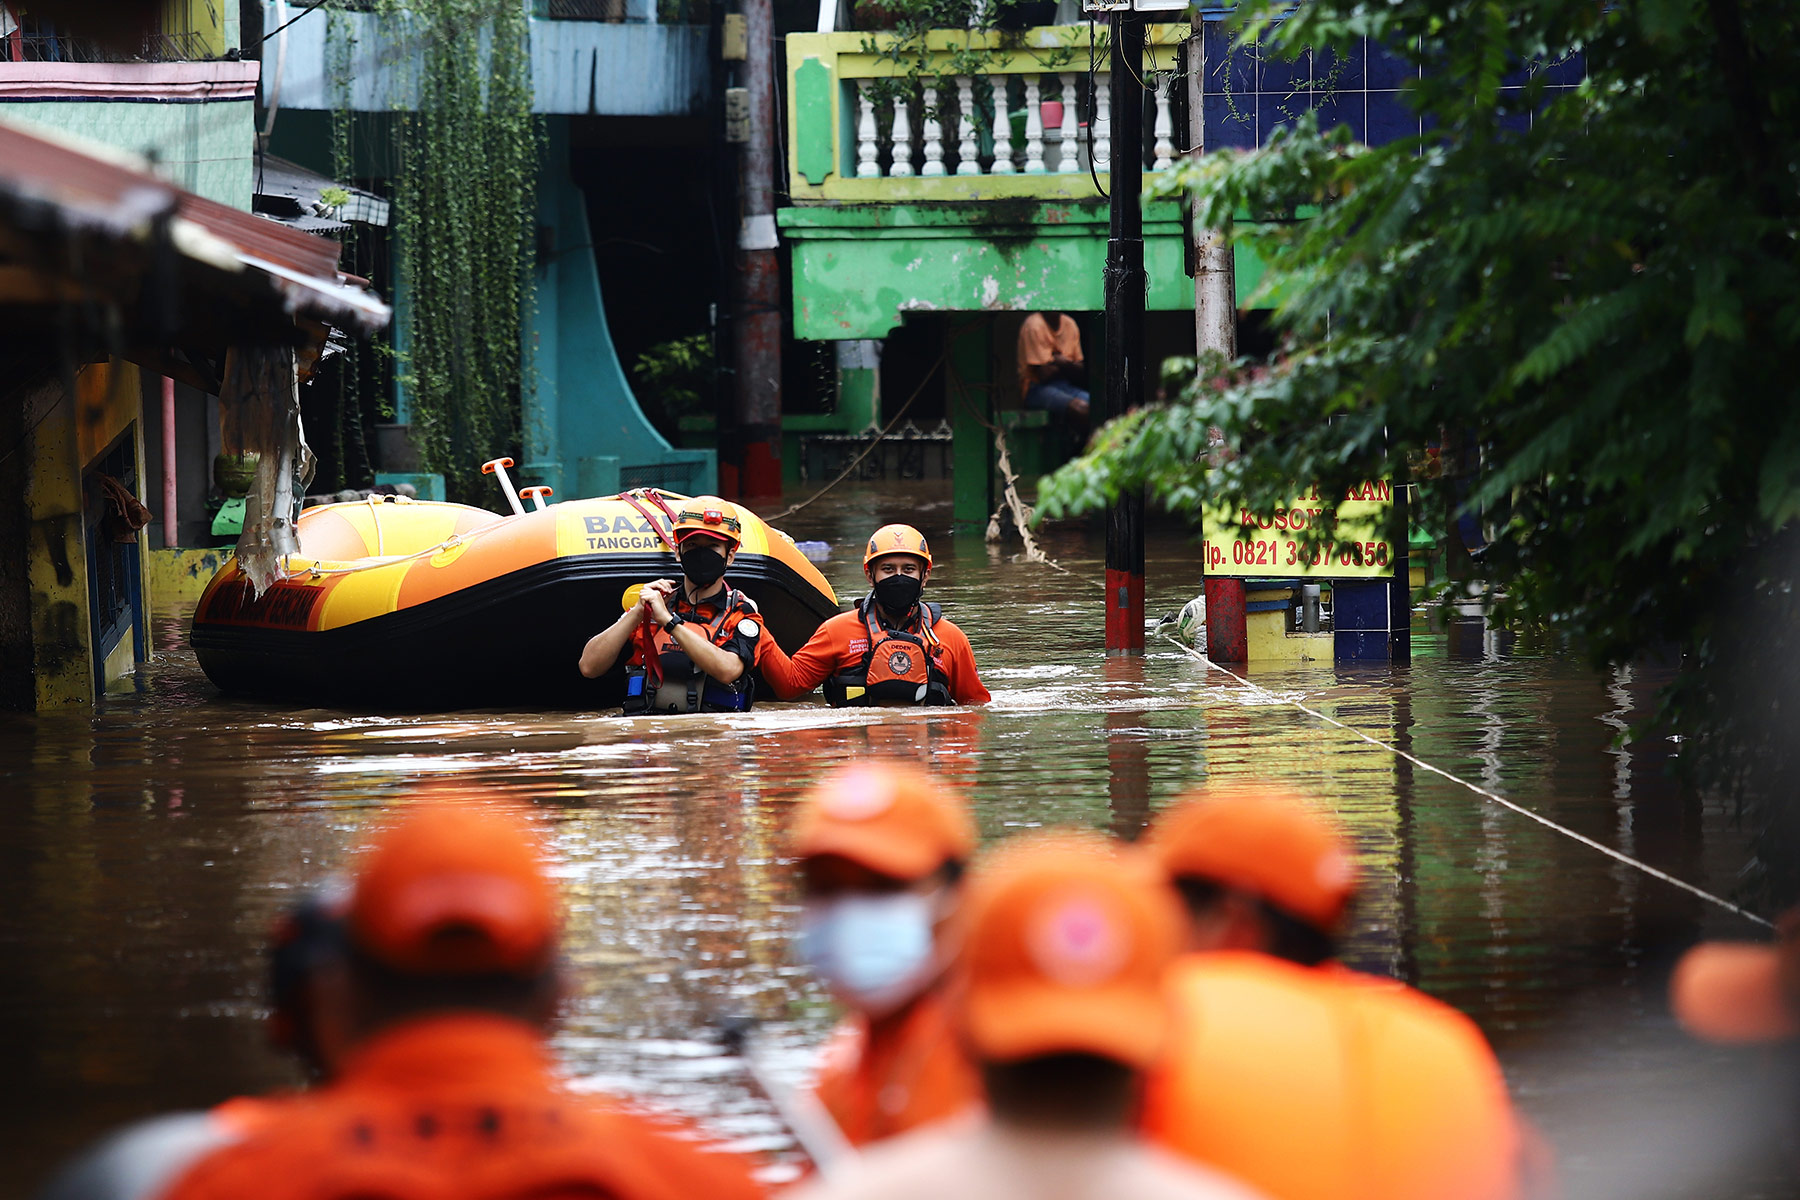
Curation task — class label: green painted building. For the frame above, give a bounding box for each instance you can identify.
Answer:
[778,24,1260,522]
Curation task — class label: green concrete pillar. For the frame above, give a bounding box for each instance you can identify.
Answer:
[835,340,881,431]
[950,320,993,528]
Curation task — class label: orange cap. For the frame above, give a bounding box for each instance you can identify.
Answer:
[791,762,976,881]
[951,830,1182,1067]
[347,803,560,976]
[1671,940,1800,1044]
[1145,787,1357,933]
[863,523,933,572]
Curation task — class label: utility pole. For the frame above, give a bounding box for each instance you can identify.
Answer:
[1187,27,1246,662]
[733,0,782,497]
[1188,31,1235,367]
[1104,11,1146,656]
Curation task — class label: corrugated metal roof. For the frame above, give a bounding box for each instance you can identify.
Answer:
[255,155,389,232]
[0,117,390,337]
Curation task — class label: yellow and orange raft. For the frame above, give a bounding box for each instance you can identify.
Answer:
[190,490,838,706]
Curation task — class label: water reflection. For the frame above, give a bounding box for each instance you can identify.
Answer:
[0,481,1788,1197]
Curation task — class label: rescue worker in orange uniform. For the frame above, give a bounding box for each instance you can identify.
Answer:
[793,763,983,1146]
[72,804,766,1200]
[579,496,766,713]
[758,524,989,707]
[1137,788,1532,1200]
[790,830,1263,1200]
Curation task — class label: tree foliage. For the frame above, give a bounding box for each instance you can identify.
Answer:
[632,334,713,422]
[857,0,1065,118]
[1037,0,1800,900]
[389,0,537,504]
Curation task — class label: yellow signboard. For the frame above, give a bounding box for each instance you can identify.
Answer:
[1201,481,1397,579]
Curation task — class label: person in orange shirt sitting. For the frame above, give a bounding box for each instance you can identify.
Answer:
[793,763,983,1147]
[758,524,989,707]
[1137,788,1537,1200]
[1016,311,1089,419]
[48,803,767,1200]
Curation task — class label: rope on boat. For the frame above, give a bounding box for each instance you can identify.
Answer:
[365,495,386,557]
[286,488,687,580]
[619,489,678,552]
[1155,631,1776,931]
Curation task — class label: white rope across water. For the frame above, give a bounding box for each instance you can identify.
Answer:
[1155,631,1776,931]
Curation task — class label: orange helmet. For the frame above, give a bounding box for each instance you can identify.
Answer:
[863,523,933,572]
[673,496,743,546]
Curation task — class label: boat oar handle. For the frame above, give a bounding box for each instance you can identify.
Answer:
[481,457,525,517]
[520,485,553,511]
[717,1015,856,1179]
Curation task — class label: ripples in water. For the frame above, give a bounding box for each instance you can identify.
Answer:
[0,481,1788,1197]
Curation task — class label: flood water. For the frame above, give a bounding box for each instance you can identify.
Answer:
[2,480,1793,1198]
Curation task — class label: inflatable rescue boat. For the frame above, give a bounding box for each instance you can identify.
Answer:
[190,484,839,707]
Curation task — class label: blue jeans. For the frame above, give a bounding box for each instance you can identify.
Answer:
[1025,379,1090,413]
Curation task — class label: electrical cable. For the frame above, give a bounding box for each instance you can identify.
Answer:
[1087,14,1107,198]
[763,350,946,521]
[985,504,1775,928]
[244,0,326,51]
[1154,630,1777,931]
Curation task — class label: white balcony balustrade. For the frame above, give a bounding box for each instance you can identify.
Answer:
[846,69,1182,181]
[787,25,1190,200]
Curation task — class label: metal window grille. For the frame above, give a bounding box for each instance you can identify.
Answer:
[8,26,211,63]
[620,462,699,491]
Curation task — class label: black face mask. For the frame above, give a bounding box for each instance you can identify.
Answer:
[873,574,923,618]
[680,544,728,588]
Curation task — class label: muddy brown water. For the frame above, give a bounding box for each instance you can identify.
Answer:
[2,481,1793,1198]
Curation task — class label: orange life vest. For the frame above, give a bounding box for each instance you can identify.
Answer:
[624,587,759,714]
[825,600,953,707]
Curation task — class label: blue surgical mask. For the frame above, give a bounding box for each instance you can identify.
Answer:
[799,892,939,1017]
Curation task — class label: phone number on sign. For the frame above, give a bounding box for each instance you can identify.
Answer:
[1205,538,1392,570]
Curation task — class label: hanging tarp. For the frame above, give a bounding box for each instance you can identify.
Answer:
[222,346,316,596]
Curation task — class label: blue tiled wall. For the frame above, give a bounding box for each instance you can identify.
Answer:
[1195,14,1584,151]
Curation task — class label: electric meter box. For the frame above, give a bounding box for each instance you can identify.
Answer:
[721,12,747,60]
[724,87,751,143]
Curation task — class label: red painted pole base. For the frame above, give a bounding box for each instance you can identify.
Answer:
[1204,577,1247,662]
[739,440,782,500]
[1105,568,1145,655]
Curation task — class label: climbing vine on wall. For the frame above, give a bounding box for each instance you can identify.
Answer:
[388,0,537,504]
[324,4,370,492]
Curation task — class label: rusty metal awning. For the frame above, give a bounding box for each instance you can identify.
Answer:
[0,116,391,361]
